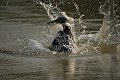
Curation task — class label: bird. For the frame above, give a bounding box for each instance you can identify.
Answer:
[47,16,73,52]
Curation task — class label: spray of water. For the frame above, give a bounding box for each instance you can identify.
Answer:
[33,0,83,54]
[96,0,120,53]
[32,0,120,54]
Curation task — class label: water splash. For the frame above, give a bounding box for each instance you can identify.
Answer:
[32,0,102,54]
[15,38,55,55]
[31,0,120,54]
[33,0,82,54]
[96,0,120,53]
[33,0,63,20]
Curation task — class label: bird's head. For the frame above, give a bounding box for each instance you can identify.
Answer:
[47,16,68,24]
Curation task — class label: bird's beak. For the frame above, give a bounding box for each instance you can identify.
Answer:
[47,16,69,25]
[47,19,57,24]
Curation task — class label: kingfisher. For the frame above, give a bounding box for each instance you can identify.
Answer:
[47,16,73,52]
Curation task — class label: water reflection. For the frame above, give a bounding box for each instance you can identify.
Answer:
[0,54,120,80]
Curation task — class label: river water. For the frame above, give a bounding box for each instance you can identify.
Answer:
[0,0,120,80]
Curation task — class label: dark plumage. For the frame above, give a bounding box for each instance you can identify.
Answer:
[48,16,72,52]
[50,31,71,52]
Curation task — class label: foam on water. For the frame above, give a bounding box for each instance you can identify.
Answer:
[15,38,56,55]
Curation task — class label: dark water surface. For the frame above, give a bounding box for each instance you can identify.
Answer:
[0,53,120,80]
[0,0,120,80]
